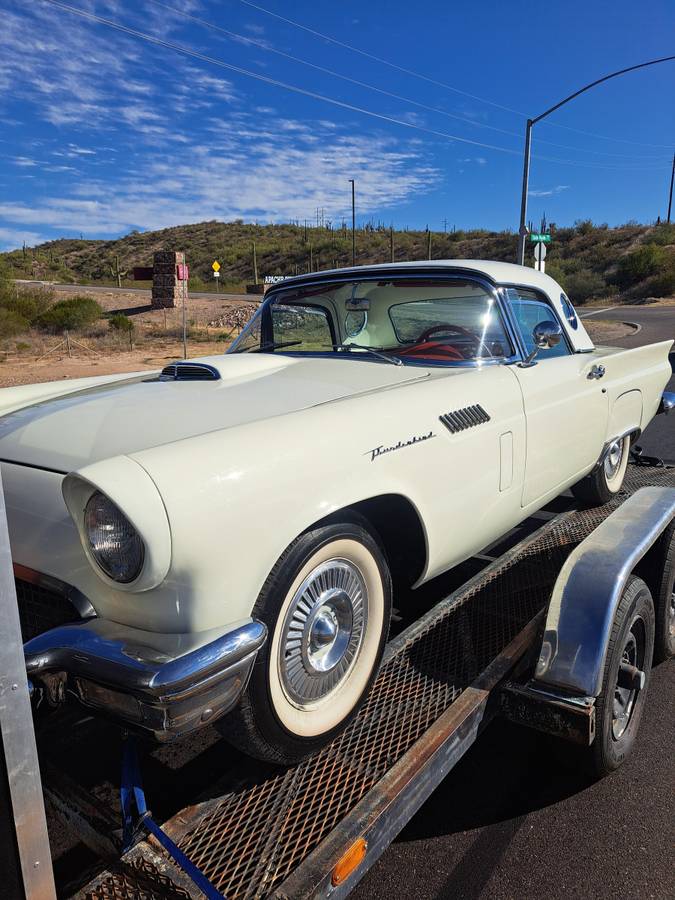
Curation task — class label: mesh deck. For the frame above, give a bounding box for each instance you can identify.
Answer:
[81,466,675,900]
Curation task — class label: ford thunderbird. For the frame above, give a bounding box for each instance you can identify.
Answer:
[2,261,672,763]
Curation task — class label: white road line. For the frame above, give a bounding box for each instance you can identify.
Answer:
[580,306,618,318]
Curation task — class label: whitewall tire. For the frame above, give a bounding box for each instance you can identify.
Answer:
[224,518,392,763]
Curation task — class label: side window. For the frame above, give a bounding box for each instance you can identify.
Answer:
[271,303,334,351]
[506,289,571,360]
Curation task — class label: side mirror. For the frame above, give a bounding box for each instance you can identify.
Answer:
[520,320,563,367]
[532,320,562,350]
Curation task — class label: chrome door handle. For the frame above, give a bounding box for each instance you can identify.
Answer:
[587,364,606,380]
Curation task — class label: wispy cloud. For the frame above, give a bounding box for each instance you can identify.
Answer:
[0,118,438,243]
[528,184,570,198]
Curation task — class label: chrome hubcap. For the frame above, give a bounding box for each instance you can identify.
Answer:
[280,560,367,706]
[612,621,645,740]
[604,439,624,480]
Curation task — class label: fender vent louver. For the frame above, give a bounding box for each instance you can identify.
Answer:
[160,362,220,381]
[439,404,490,434]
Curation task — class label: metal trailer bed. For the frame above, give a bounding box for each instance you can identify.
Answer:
[33,464,675,900]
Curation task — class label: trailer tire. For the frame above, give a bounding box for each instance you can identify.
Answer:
[647,519,675,663]
[590,575,654,778]
[571,435,630,507]
[224,518,392,764]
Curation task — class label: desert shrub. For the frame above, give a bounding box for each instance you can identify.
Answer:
[574,219,594,235]
[2,286,53,324]
[633,265,675,300]
[38,295,102,333]
[650,223,675,246]
[0,308,28,338]
[613,244,666,288]
[15,341,31,352]
[108,312,134,332]
[564,269,606,304]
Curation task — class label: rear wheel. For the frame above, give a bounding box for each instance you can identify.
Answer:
[226,519,392,764]
[571,435,630,507]
[589,575,654,778]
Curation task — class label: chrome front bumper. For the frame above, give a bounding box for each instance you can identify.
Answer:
[24,616,267,741]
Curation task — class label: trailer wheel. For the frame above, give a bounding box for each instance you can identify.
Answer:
[646,520,675,663]
[571,435,630,507]
[225,518,392,764]
[590,575,654,778]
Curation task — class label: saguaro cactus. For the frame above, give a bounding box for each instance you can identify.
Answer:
[109,254,129,288]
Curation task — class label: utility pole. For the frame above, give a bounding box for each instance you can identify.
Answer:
[427,230,432,260]
[349,179,356,266]
[442,218,448,233]
[390,226,395,263]
[516,54,675,265]
[252,241,259,285]
[667,152,675,224]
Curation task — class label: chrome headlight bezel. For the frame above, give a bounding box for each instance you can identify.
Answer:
[84,490,145,584]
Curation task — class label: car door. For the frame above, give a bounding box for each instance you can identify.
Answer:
[506,287,609,509]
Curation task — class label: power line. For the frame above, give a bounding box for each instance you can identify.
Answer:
[237,0,675,151]
[39,1,672,172]
[146,0,670,162]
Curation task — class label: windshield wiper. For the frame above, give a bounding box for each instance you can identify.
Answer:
[251,340,302,352]
[330,343,403,366]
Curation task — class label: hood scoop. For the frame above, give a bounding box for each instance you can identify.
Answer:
[160,362,220,382]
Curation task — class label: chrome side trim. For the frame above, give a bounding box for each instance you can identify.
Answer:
[24,618,267,740]
[13,562,96,620]
[658,391,675,414]
[535,486,675,696]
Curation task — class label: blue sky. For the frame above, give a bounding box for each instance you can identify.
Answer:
[0,0,673,250]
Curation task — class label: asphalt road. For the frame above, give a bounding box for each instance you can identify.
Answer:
[354,307,675,900]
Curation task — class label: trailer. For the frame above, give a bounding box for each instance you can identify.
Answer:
[2,462,675,900]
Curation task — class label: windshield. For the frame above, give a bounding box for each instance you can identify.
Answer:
[229,277,513,365]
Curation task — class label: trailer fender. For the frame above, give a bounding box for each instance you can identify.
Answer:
[535,486,675,696]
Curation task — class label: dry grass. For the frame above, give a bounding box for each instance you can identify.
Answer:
[0,288,259,388]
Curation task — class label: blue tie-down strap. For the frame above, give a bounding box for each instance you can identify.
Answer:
[121,736,225,900]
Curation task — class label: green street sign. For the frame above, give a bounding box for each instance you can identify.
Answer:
[530,233,552,243]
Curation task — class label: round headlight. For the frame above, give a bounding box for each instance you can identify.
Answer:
[84,491,145,583]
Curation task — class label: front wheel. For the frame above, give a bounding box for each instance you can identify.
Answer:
[571,435,630,507]
[225,519,392,764]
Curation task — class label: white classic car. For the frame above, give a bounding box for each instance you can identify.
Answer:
[2,260,672,763]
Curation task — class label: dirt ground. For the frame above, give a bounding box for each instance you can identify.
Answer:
[0,288,260,387]
[582,319,637,342]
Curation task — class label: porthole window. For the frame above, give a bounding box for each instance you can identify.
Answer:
[560,293,578,330]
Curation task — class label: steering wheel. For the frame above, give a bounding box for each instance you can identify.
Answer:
[417,324,480,348]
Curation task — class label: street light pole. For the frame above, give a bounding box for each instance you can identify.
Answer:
[667,152,675,224]
[516,119,533,265]
[349,179,356,266]
[516,54,675,265]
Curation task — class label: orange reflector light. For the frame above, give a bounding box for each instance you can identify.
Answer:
[331,837,367,886]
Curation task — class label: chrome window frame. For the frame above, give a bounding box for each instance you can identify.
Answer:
[230,271,524,368]
[499,283,574,360]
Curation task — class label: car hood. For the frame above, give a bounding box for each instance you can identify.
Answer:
[0,354,428,472]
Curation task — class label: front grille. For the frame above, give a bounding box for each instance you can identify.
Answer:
[15,578,81,642]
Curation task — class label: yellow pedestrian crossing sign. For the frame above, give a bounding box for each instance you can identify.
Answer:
[211,260,221,272]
